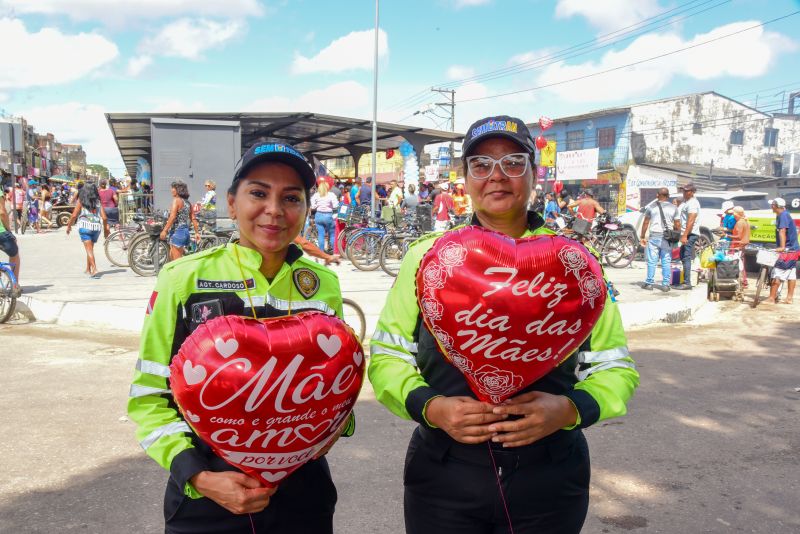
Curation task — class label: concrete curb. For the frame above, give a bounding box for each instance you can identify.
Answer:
[618,285,708,328]
[18,284,710,334]
[18,295,145,332]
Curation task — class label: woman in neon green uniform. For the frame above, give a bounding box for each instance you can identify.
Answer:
[128,142,352,534]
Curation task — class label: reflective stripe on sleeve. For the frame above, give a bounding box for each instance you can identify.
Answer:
[129,384,172,398]
[135,358,171,378]
[372,329,418,353]
[576,360,637,381]
[578,347,630,364]
[242,295,335,316]
[369,344,417,366]
[140,421,191,450]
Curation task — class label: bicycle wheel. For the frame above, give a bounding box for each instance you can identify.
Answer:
[751,266,769,308]
[349,232,382,271]
[341,298,366,343]
[379,235,406,277]
[0,268,17,324]
[128,234,169,277]
[104,229,137,267]
[604,232,637,268]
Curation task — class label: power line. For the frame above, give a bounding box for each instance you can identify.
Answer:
[385,0,729,113]
[457,11,800,104]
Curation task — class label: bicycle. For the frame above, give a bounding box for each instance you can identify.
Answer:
[104,215,147,267]
[127,218,169,277]
[0,260,19,324]
[341,297,366,343]
[751,246,779,308]
[347,219,391,271]
[379,216,424,277]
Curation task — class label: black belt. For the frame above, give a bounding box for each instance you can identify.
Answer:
[417,425,580,468]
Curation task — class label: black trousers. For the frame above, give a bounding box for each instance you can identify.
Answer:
[404,427,590,534]
[164,458,337,534]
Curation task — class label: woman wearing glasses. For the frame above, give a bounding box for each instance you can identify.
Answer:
[368,115,638,534]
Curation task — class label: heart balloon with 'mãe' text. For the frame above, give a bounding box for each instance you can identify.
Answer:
[416,227,606,403]
[170,312,364,487]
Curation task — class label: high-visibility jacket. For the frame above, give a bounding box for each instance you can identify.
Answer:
[128,242,350,499]
[368,211,638,433]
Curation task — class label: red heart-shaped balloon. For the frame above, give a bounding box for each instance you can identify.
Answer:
[539,116,554,131]
[170,312,364,487]
[416,227,606,403]
[535,135,548,150]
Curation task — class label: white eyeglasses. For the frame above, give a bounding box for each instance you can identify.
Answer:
[465,153,530,180]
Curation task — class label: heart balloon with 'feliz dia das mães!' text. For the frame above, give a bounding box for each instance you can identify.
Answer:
[416,227,606,403]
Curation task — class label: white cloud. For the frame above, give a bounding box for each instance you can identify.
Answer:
[292,29,388,74]
[126,55,153,77]
[0,18,118,89]
[0,0,263,24]
[139,18,243,60]
[20,102,124,173]
[452,0,491,7]
[555,0,662,33]
[533,22,796,103]
[247,81,370,117]
[446,65,475,80]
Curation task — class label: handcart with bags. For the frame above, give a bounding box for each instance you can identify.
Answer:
[701,241,744,302]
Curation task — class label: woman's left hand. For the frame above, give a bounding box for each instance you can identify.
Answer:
[488,391,578,448]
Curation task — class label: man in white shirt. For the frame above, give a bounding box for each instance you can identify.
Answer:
[673,182,701,290]
[388,180,403,208]
[638,188,678,292]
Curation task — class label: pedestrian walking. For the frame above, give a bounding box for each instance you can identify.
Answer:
[369,114,638,534]
[160,180,201,261]
[673,183,700,290]
[65,183,110,277]
[128,141,350,534]
[200,179,217,210]
[310,180,339,253]
[0,192,21,295]
[730,206,750,288]
[98,179,119,225]
[638,188,677,292]
[432,181,454,231]
[765,198,798,304]
[543,191,560,222]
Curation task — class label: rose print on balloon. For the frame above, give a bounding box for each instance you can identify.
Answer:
[431,325,454,350]
[449,352,474,376]
[437,242,468,275]
[558,246,588,280]
[421,297,444,321]
[473,365,524,404]
[422,262,446,291]
[579,273,604,309]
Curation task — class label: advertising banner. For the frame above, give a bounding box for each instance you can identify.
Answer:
[556,148,599,182]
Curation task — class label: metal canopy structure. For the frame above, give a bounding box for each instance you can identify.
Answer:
[105,111,462,179]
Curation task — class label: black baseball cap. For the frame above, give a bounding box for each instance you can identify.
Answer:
[233,142,316,190]
[461,115,536,159]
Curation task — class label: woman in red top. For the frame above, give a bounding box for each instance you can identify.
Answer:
[98,179,119,225]
[569,191,605,222]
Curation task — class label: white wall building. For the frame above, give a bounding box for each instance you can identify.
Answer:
[628,92,800,177]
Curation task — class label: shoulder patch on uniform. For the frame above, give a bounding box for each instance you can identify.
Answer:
[293,268,320,298]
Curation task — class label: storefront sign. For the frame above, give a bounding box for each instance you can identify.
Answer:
[424,165,439,182]
[556,148,599,182]
[539,140,557,167]
[625,165,678,189]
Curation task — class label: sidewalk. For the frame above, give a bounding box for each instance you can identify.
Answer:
[10,228,709,335]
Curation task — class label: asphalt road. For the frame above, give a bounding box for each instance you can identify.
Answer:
[0,302,798,533]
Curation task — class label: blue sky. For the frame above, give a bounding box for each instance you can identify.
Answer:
[1,0,799,175]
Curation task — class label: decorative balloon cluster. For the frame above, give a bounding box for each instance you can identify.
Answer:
[535,116,553,150]
[399,141,419,189]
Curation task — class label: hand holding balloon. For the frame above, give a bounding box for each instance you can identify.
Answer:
[190,471,277,515]
[424,396,507,444]
[487,391,578,448]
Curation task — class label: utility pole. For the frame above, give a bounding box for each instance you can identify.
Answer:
[9,118,18,233]
[431,87,456,172]
[369,0,380,218]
